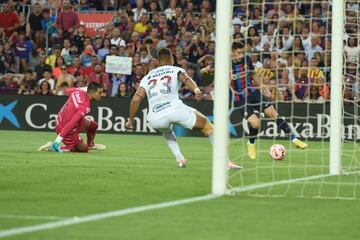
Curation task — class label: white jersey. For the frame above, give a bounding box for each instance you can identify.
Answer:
[140,65,186,121]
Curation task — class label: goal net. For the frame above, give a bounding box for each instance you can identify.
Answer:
[223,0,360,199]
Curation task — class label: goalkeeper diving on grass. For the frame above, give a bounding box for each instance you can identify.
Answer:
[230,41,307,160]
[38,82,105,153]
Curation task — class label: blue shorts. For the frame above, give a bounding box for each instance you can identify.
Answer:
[234,90,273,119]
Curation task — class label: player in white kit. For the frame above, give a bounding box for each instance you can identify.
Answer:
[125,48,241,169]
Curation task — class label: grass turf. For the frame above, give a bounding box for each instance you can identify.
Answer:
[0,130,359,240]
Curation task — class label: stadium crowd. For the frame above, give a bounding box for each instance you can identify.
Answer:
[0,0,358,102]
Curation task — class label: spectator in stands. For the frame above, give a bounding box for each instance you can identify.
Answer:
[111,28,126,48]
[185,34,205,64]
[81,45,97,67]
[128,63,143,93]
[18,69,37,95]
[73,25,87,53]
[305,36,323,61]
[55,64,75,91]
[37,80,53,96]
[84,55,99,76]
[132,0,147,22]
[1,42,15,73]
[110,74,127,97]
[46,45,62,68]
[97,38,111,61]
[52,56,66,79]
[117,82,131,98]
[34,52,52,81]
[38,70,55,90]
[307,57,324,84]
[15,32,32,73]
[17,12,27,37]
[61,38,72,66]
[315,76,330,101]
[87,63,110,95]
[134,15,149,35]
[68,56,86,78]
[295,68,309,100]
[0,2,19,39]
[344,36,360,63]
[301,27,311,51]
[27,3,44,49]
[41,8,57,46]
[55,0,80,40]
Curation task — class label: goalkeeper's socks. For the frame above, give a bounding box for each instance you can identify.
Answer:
[87,121,98,147]
[248,124,259,144]
[163,131,185,161]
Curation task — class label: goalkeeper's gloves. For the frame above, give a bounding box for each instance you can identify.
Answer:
[50,135,63,153]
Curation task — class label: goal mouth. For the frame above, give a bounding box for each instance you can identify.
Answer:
[215,1,360,200]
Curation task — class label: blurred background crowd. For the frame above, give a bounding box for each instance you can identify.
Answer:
[0,0,358,103]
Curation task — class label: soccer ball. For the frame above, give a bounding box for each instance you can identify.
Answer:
[269,144,286,160]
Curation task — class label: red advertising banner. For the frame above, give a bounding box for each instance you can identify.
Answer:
[78,13,114,37]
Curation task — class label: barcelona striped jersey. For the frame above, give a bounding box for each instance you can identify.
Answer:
[231,55,255,101]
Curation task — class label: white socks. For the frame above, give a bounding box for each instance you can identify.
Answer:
[163,131,185,161]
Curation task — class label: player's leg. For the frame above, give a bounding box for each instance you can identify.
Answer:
[79,118,105,150]
[148,118,187,167]
[191,110,242,169]
[246,113,260,160]
[162,129,187,167]
[263,105,307,149]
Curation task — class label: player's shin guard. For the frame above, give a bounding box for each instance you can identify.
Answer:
[87,120,98,147]
[163,131,185,161]
[276,117,296,140]
[248,123,259,144]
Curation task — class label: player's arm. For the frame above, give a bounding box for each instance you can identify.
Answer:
[50,110,85,153]
[178,72,202,98]
[126,87,146,130]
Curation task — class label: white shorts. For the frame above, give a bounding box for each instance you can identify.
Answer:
[148,104,197,131]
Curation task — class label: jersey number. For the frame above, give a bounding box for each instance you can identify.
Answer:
[148,75,172,98]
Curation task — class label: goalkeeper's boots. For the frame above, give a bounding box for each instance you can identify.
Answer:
[177,159,187,168]
[37,141,52,152]
[89,143,106,151]
[49,142,62,153]
[227,161,243,170]
[293,139,308,149]
[247,143,256,160]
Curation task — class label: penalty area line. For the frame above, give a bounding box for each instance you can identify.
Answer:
[0,194,219,239]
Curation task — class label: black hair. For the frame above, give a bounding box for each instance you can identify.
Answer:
[232,41,245,50]
[157,48,172,61]
[87,82,103,93]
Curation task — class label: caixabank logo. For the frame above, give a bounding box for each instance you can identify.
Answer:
[0,101,20,128]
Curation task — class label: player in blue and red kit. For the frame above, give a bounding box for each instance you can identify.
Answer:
[230,41,307,160]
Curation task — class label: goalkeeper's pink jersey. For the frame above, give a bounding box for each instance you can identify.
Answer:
[56,88,91,138]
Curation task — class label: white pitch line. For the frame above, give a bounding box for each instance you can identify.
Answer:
[0,194,219,239]
[1,172,359,239]
[0,214,67,220]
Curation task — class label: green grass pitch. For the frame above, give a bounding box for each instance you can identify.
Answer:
[0,130,359,240]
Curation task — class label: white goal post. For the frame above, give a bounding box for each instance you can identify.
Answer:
[330,0,344,175]
[212,0,233,195]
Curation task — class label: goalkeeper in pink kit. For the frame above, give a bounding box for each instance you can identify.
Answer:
[38,82,105,153]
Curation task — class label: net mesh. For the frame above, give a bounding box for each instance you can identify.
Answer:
[227,0,360,200]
